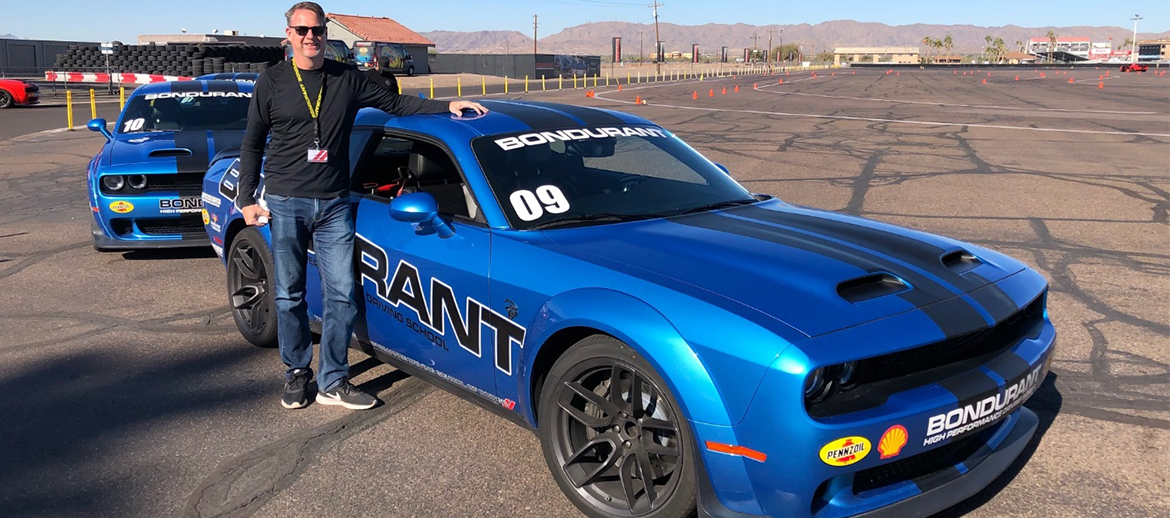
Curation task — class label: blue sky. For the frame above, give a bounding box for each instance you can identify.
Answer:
[6,0,1168,42]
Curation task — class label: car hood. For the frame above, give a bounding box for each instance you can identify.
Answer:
[542,200,1026,337]
[105,130,243,172]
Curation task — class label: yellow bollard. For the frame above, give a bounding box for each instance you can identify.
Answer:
[525,75,529,93]
[66,90,74,130]
[542,76,546,91]
[89,89,96,120]
[559,75,563,90]
[119,87,125,111]
[482,77,486,96]
[605,74,609,86]
[593,74,597,88]
[397,81,402,95]
[429,77,434,99]
[627,71,630,84]
[505,76,509,94]
[573,74,577,89]
[457,77,462,98]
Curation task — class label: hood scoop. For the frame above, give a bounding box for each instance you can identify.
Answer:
[149,148,192,158]
[837,273,908,304]
[941,250,982,274]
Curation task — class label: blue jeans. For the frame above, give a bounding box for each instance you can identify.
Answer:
[266,194,356,392]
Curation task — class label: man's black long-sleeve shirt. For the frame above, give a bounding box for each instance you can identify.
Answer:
[237,59,447,207]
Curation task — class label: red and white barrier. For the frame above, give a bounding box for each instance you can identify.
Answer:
[44,71,193,84]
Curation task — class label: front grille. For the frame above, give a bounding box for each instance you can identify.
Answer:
[99,172,205,195]
[809,292,1046,418]
[852,432,986,495]
[857,294,1045,385]
[136,215,206,237]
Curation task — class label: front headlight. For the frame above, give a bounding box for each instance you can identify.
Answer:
[101,175,125,191]
[127,174,148,190]
[804,367,830,402]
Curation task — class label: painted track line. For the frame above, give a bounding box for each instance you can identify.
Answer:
[593,87,1170,138]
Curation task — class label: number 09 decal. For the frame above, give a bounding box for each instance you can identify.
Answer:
[509,185,570,221]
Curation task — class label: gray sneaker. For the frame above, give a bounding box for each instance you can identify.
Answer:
[315,379,378,410]
[281,368,312,409]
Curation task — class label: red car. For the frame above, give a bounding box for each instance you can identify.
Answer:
[1120,63,1149,72]
[0,79,40,109]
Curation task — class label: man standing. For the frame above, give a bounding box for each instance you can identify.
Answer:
[363,54,399,94]
[237,1,487,411]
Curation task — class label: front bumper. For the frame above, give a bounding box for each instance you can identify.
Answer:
[91,216,208,250]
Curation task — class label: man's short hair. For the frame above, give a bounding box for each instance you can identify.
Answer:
[285,2,325,26]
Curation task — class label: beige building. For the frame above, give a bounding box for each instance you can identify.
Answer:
[833,47,920,65]
[1137,39,1170,61]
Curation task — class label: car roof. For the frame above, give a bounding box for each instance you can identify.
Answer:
[130,79,255,97]
[354,100,658,140]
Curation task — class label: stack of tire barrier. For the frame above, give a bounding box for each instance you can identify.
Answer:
[54,43,284,77]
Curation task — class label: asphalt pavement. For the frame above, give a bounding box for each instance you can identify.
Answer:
[0,67,1167,518]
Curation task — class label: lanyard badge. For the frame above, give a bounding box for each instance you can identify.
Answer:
[293,58,328,164]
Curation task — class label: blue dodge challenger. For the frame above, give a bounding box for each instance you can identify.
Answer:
[202,100,1055,518]
[86,79,253,250]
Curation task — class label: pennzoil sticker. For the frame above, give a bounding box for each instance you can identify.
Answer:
[110,201,134,213]
[819,436,870,467]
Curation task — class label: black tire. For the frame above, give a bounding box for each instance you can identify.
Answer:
[0,91,13,109]
[538,335,697,518]
[227,227,279,347]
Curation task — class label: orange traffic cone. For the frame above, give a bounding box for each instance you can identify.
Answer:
[1068,78,1074,83]
[851,71,855,75]
[982,78,987,84]
[1105,71,1110,76]
[812,73,817,78]
[635,95,641,104]
[954,70,957,74]
[896,72,900,76]
[1015,75,1019,81]
[585,90,594,98]
[721,87,727,94]
[1098,82,1104,89]
[618,84,623,91]
[709,89,714,97]
[778,79,784,84]
[831,72,835,76]
[692,91,698,99]
[753,83,757,89]
[734,85,740,92]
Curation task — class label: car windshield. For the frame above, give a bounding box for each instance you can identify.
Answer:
[118,92,251,133]
[472,126,756,230]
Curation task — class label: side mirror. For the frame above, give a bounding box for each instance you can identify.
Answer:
[87,118,112,141]
[714,162,729,174]
[389,192,454,238]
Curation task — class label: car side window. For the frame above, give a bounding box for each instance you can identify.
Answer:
[350,132,482,222]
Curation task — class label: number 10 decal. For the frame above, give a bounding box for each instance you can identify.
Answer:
[509,185,570,221]
[122,118,145,132]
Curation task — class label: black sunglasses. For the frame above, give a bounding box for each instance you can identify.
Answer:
[289,25,325,37]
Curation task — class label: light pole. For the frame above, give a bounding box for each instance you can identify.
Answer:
[1130,14,1142,63]
[639,29,644,64]
[779,29,784,66]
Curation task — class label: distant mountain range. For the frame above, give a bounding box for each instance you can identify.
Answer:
[422,20,1170,56]
[1,34,19,39]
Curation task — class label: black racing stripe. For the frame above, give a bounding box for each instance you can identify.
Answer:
[520,101,626,126]
[966,274,1020,323]
[173,130,210,174]
[919,297,995,339]
[205,80,242,93]
[912,465,961,493]
[674,213,988,335]
[735,205,1017,310]
[487,102,580,129]
[169,81,204,93]
[937,370,1000,405]
[985,351,1031,386]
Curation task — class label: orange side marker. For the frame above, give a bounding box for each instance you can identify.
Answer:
[706,441,767,463]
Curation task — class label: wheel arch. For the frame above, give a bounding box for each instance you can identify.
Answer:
[520,288,735,429]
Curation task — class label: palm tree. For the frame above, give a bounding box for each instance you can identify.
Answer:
[1046,30,1057,62]
[1016,40,1023,53]
[933,39,944,63]
[993,37,1006,62]
[922,36,932,64]
[984,35,993,62]
[943,35,954,61]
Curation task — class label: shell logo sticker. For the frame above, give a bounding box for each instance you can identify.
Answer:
[819,436,870,467]
[201,209,210,225]
[878,425,908,459]
[110,201,134,213]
